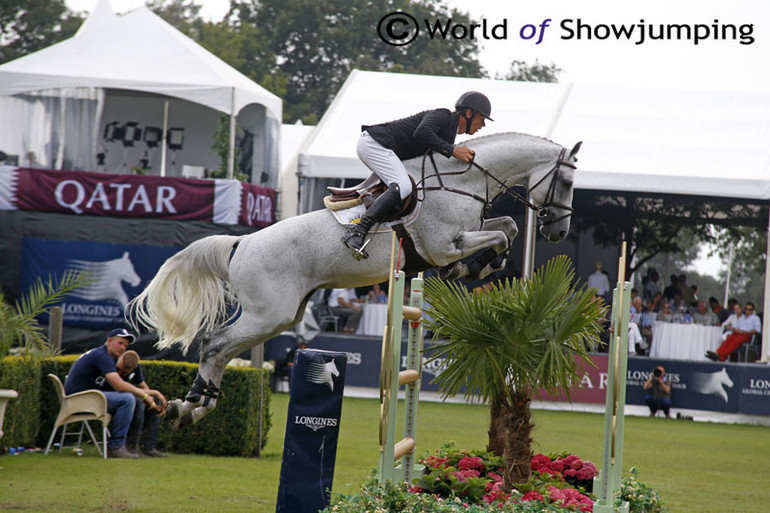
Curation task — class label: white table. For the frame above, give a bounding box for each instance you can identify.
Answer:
[649,321,722,360]
[356,303,389,336]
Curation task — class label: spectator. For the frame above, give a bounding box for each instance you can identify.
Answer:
[707,301,762,361]
[112,350,167,457]
[328,288,363,334]
[657,302,674,322]
[662,274,679,301]
[692,300,720,326]
[643,365,672,418]
[678,274,697,307]
[588,262,611,300]
[644,271,660,304]
[709,296,729,324]
[64,328,166,459]
[275,340,308,387]
[366,283,388,304]
[649,292,663,313]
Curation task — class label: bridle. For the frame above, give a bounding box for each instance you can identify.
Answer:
[418,147,576,225]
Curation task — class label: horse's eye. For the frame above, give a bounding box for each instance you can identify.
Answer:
[538,208,549,219]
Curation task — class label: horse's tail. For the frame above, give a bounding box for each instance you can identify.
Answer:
[127,235,242,353]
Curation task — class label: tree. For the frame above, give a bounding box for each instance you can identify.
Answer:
[503,59,562,83]
[423,256,605,488]
[0,0,83,64]
[575,191,768,280]
[0,271,89,358]
[231,0,486,123]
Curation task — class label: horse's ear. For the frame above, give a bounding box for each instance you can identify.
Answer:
[569,141,583,160]
[122,251,130,259]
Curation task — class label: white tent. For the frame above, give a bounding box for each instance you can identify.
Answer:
[0,0,281,181]
[299,70,770,200]
[299,69,770,361]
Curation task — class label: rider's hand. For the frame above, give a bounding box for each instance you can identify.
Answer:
[452,146,475,162]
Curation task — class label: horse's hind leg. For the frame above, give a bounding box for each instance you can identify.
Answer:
[167,293,313,427]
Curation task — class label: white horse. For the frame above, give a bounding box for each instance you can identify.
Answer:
[68,251,141,306]
[128,132,581,427]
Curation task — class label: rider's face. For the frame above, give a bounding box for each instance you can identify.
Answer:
[460,110,486,135]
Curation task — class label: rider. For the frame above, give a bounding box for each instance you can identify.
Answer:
[340,91,493,258]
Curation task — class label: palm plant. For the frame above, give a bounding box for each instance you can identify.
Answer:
[0,270,89,358]
[423,255,607,489]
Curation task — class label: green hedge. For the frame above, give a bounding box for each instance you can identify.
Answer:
[2,356,272,456]
[0,356,42,451]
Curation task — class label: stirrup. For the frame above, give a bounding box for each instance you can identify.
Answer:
[351,238,372,260]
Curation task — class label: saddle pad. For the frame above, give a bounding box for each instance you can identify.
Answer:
[327,198,421,233]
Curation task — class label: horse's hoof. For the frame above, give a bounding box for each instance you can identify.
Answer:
[165,400,181,420]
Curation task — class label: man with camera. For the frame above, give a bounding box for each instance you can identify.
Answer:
[643,365,671,418]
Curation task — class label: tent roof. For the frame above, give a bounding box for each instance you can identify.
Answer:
[0,0,281,120]
[299,70,770,201]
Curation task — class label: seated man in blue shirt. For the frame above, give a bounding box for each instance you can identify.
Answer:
[65,328,167,459]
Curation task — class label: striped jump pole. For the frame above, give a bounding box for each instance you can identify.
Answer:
[379,233,425,484]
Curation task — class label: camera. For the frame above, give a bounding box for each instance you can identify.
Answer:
[653,368,662,377]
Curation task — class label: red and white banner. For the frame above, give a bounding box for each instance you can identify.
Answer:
[0,166,275,228]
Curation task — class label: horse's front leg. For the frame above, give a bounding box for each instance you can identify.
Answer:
[466,217,519,279]
[436,218,516,280]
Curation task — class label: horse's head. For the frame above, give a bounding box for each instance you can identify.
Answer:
[528,141,581,243]
[117,251,141,287]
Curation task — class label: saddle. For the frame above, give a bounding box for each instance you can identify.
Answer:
[324,174,418,221]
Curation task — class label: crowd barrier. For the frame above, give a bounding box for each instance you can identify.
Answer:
[264,335,770,417]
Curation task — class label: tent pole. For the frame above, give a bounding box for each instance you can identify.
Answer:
[761,209,770,362]
[228,87,235,179]
[523,83,574,279]
[160,100,168,177]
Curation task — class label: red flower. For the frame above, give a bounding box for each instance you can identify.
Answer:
[531,453,552,471]
[408,485,423,494]
[425,456,449,469]
[522,490,544,502]
[458,456,485,471]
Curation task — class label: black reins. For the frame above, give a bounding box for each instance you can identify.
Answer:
[417,147,576,225]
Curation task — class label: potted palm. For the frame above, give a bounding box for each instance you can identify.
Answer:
[423,255,606,489]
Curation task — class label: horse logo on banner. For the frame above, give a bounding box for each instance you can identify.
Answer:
[67,252,141,306]
[692,367,735,403]
[307,359,341,391]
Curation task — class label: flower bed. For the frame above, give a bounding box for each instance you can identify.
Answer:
[323,443,666,512]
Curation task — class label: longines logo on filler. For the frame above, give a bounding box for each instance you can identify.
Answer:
[294,415,339,432]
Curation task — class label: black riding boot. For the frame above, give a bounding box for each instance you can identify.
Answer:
[341,183,403,259]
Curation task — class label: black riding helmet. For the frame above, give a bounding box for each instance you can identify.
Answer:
[455,91,493,134]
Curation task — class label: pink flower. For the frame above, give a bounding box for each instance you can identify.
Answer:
[551,459,565,472]
[522,490,544,502]
[426,456,449,468]
[408,485,423,494]
[488,472,502,482]
[565,468,578,478]
[452,469,480,482]
[458,456,485,471]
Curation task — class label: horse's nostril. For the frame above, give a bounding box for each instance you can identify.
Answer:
[559,231,566,238]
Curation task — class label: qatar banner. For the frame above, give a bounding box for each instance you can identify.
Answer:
[19,237,181,329]
[0,166,275,228]
[276,349,347,513]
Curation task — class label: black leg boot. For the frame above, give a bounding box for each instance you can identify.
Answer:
[341,183,403,259]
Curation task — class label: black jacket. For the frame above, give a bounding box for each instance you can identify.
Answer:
[362,108,459,160]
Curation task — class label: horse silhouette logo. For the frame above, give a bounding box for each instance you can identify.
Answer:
[692,367,734,403]
[66,252,141,306]
[307,359,340,391]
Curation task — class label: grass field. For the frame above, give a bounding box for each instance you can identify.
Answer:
[2,393,769,512]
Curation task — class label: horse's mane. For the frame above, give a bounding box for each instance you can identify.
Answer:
[463,131,558,147]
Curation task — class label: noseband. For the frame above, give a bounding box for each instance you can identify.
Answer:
[418,147,576,225]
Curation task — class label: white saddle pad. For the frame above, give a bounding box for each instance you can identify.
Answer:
[327,199,421,233]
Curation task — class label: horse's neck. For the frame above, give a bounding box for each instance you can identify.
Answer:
[408,133,558,194]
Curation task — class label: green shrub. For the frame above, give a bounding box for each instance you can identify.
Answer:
[0,356,42,451]
[30,356,272,456]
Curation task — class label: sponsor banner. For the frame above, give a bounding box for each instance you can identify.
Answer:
[276,349,347,513]
[19,237,181,329]
[0,166,275,227]
[265,336,770,416]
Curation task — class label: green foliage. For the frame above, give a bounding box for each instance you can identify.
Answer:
[0,271,89,359]
[0,357,42,451]
[29,356,272,455]
[0,0,83,64]
[619,467,667,512]
[423,256,606,404]
[503,60,562,83]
